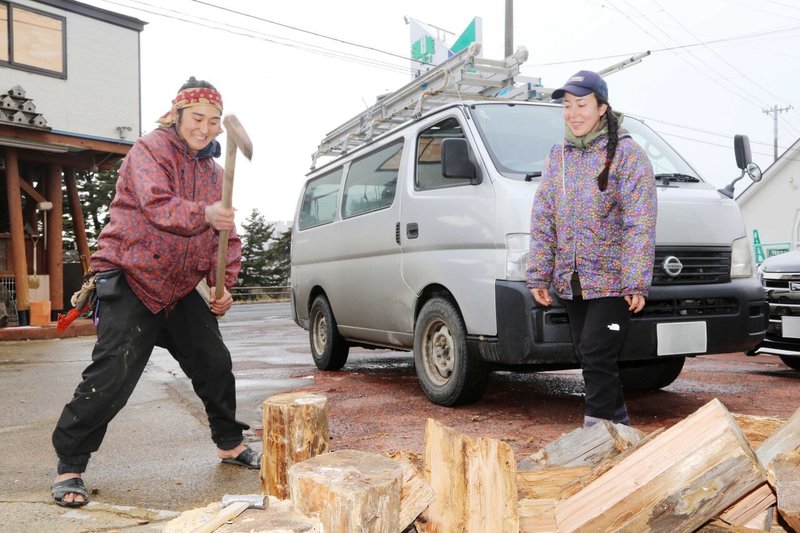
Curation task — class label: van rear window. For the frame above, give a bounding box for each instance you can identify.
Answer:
[298,168,343,230]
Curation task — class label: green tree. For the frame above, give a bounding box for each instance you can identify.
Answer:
[62,165,118,253]
[239,209,275,286]
[264,228,292,286]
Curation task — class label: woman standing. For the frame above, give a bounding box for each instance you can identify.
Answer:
[527,70,657,428]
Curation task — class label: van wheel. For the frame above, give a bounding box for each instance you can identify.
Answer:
[619,357,685,391]
[414,297,488,406]
[779,355,800,371]
[309,296,349,370]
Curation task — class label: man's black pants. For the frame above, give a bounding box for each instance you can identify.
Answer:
[563,296,632,420]
[52,273,248,474]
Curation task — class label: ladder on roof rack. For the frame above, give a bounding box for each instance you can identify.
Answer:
[310,47,651,168]
[312,43,545,167]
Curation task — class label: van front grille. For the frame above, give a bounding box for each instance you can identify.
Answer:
[652,247,731,285]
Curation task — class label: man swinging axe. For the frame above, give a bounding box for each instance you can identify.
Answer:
[51,77,257,507]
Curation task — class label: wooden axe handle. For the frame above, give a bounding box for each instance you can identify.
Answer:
[214,135,238,300]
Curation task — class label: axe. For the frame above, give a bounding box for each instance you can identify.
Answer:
[215,114,253,300]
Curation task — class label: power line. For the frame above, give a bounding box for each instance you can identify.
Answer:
[89,0,416,75]
[634,114,774,147]
[526,24,800,68]
[654,0,790,107]
[188,0,421,65]
[612,0,769,111]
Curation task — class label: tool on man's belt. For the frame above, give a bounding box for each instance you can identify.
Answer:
[189,494,268,533]
[214,114,253,300]
[56,272,97,331]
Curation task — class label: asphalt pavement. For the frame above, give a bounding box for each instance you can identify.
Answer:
[0,302,313,533]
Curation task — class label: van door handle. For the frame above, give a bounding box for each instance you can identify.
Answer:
[407,223,419,239]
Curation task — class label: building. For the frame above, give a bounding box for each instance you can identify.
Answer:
[1,0,145,326]
[736,137,800,263]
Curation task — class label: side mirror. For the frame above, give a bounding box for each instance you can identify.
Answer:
[746,161,762,183]
[441,138,477,181]
[718,134,763,198]
[734,134,752,170]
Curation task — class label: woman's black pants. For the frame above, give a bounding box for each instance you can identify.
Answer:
[52,274,248,474]
[563,296,632,421]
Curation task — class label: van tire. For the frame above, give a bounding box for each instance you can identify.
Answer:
[414,297,488,406]
[779,355,800,370]
[619,357,685,390]
[309,296,349,370]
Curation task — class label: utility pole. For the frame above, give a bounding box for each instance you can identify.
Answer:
[505,0,513,57]
[763,104,792,162]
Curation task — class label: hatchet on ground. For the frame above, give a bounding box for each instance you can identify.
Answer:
[215,114,253,300]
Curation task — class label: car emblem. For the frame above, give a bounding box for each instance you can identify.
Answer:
[791,282,800,292]
[662,256,683,278]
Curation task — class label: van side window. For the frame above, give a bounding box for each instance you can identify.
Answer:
[416,117,472,190]
[342,140,403,219]
[298,168,343,230]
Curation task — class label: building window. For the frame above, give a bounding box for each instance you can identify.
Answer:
[0,2,66,77]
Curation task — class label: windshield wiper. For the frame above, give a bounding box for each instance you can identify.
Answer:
[524,171,542,181]
[655,173,700,183]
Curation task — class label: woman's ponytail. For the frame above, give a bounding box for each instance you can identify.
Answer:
[597,105,618,191]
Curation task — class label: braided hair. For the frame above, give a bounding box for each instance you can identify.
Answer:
[596,97,619,192]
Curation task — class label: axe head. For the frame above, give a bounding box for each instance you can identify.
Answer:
[223,114,253,160]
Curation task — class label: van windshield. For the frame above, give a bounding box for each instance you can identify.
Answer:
[470,103,701,182]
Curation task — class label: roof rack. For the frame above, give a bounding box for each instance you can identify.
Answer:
[312,43,548,168]
[310,46,650,168]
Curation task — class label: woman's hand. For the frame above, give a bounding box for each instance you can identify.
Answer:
[530,287,553,307]
[209,286,233,316]
[625,293,646,313]
[205,201,235,231]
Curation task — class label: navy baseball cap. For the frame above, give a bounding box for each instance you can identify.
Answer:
[551,70,608,101]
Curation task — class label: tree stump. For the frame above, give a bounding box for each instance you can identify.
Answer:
[421,418,518,533]
[288,449,403,533]
[261,391,329,498]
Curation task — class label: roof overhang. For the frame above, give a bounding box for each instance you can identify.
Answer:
[0,123,132,170]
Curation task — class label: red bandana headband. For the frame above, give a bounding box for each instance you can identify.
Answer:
[157,87,224,126]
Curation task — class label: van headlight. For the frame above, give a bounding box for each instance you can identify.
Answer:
[731,236,754,278]
[506,233,530,281]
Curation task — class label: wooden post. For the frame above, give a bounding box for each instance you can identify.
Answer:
[45,164,64,314]
[773,450,800,530]
[421,418,518,533]
[392,453,434,530]
[519,499,559,533]
[756,405,800,486]
[4,148,31,321]
[64,168,91,273]
[717,482,776,527]
[261,391,329,499]
[732,413,787,450]
[523,420,644,470]
[288,449,403,532]
[554,399,766,532]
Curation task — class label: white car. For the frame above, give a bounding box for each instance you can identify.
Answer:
[753,250,800,370]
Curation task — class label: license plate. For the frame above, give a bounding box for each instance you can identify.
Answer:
[782,316,800,339]
[656,322,707,356]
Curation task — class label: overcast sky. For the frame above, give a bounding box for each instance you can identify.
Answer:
[81,0,800,224]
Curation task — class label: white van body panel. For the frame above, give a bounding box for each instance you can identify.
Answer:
[654,188,746,245]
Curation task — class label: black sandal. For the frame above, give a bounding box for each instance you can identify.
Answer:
[51,477,89,507]
[221,447,261,469]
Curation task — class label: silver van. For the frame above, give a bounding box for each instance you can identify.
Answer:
[290,49,766,406]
